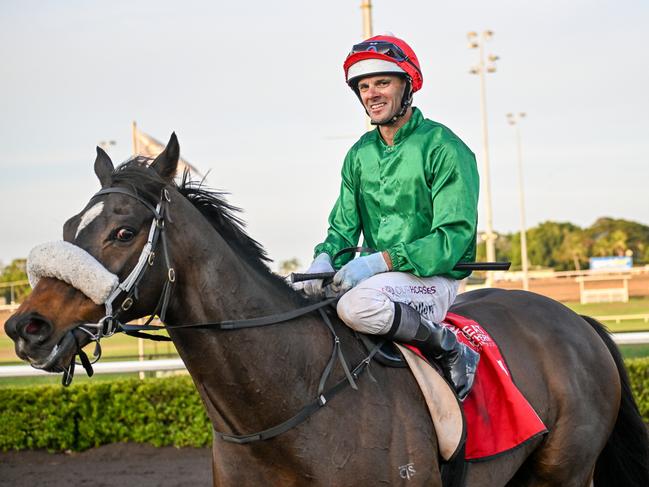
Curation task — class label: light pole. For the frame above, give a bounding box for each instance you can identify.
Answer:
[360,0,373,39]
[360,0,373,131]
[506,112,529,290]
[468,30,498,285]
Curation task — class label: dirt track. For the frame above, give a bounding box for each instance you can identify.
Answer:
[0,443,212,487]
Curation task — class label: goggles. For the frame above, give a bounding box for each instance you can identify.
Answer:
[349,41,409,62]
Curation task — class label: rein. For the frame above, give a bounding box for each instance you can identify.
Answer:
[62,186,382,444]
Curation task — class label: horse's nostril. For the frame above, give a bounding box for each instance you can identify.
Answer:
[24,319,45,335]
[17,315,52,342]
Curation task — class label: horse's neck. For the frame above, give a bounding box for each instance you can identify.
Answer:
[165,225,335,435]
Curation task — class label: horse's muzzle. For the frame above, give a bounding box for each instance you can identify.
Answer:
[4,312,77,371]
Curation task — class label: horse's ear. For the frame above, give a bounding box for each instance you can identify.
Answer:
[94,147,114,188]
[150,132,180,182]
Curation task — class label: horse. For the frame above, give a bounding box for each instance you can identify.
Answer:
[5,134,649,486]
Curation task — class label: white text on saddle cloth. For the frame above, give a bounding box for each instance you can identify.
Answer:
[459,323,494,347]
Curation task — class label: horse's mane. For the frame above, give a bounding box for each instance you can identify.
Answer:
[109,157,288,284]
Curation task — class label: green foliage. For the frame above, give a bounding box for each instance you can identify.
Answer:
[0,376,211,452]
[0,259,27,283]
[488,217,649,270]
[278,257,301,275]
[0,258,30,303]
[626,357,649,420]
[2,360,649,452]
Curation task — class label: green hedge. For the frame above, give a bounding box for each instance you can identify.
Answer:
[0,376,211,452]
[2,359,648,452]
[627,357,649,420]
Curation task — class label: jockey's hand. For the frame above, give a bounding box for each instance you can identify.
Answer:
[294,253,334,298]
[332,252,389,294]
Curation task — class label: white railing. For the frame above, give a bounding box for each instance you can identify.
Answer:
[1,331,648,378]
[594,314,649,324]
[0,358,185,378]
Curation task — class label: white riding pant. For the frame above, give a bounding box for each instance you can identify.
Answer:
[336,272,460,335]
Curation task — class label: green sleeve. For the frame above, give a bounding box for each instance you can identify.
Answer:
[314,150,362,268]
[386,140,479,278]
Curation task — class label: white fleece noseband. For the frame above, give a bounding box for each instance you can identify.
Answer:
[27,241,119,305]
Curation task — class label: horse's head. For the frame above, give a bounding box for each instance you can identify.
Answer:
[4,134,181,378]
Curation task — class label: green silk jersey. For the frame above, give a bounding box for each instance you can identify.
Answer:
[314,107,479,280]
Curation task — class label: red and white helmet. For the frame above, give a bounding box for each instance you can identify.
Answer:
[343,34,423,92]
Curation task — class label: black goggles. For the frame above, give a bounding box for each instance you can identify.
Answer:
[349,41,409,62]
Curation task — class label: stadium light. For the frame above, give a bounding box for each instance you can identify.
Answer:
[468,30,499,286]
[506,112,529,291]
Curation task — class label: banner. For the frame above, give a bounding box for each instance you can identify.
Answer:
[589,256,632,271]
[132,123,204,179]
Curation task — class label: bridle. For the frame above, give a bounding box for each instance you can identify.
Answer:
[59,183,382,444]
[57,186,176,385]
[81,186,176,337]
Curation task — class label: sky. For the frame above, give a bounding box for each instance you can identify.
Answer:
[1,0,647,271]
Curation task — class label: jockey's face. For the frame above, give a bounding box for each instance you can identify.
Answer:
[357,74,405,124]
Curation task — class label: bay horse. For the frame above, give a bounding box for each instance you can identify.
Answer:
[5,134,648,486]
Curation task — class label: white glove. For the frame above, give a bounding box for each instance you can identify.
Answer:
[331,252,389,294]
[298,253,334,298]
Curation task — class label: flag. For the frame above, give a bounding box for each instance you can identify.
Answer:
[132,123,204,179]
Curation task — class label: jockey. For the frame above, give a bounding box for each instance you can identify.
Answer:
[301,34,480,400]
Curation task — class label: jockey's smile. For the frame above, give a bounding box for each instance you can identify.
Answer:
[358,75,406,125]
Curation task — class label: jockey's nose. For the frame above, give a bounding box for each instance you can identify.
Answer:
[5,313,53,345]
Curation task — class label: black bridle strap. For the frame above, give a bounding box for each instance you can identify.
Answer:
[119,297,339,334]
[92,187,162,219]
[216,339,384,444]
[119,246,371,336]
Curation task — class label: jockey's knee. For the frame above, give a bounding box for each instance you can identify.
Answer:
[336,286,394,335]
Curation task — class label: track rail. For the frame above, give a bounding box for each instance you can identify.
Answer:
[1,332,648,378]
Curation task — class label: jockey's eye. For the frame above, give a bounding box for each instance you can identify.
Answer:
[113,227,136,242]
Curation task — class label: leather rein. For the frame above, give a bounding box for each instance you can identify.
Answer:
[64,185,383,444]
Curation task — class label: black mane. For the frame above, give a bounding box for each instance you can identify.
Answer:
[110,157,276,278]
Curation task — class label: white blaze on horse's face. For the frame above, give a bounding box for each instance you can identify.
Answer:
[75,202,104,239]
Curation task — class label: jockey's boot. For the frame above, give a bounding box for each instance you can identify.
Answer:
[385,302,480,400]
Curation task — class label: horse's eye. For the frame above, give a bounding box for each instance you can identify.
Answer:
[115,227,136,242]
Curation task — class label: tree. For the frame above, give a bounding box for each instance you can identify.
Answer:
[587,217,649,265]
[477,217,649,271]
[0,258,30,303]
[278,258,301,275]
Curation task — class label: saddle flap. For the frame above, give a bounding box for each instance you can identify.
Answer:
[395,344,465,462]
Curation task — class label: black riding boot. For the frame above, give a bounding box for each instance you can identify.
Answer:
[385,302,480,400]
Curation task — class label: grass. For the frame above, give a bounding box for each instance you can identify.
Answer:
[564,296,649,317]
[0,369,188,388]
[563,296,649,333]
[0,331,178,365]
[619,344,649,359]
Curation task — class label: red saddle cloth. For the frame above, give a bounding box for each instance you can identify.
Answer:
[436,312,547,460]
